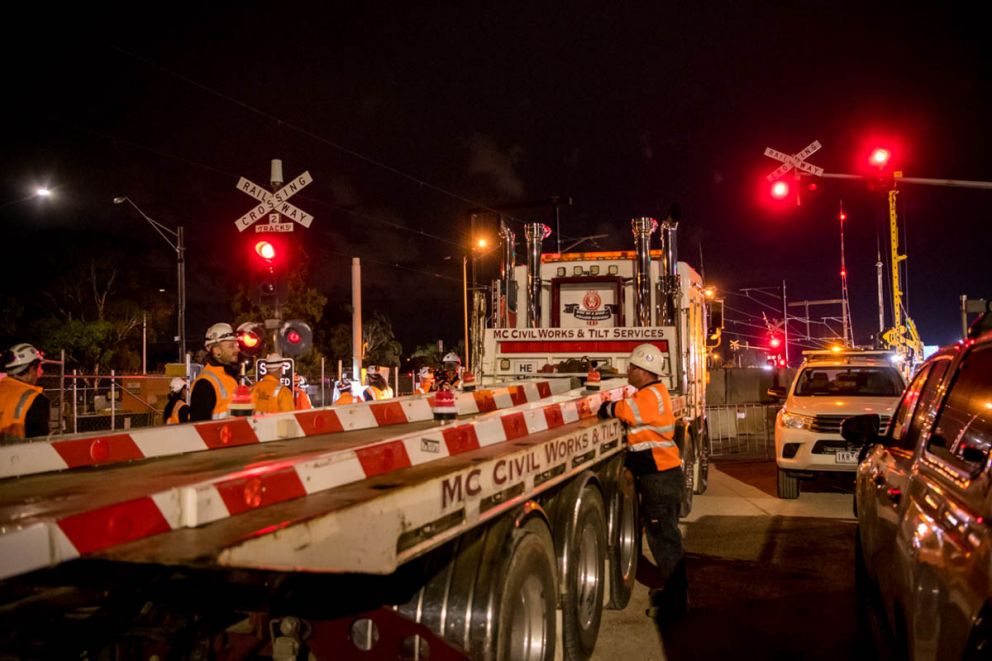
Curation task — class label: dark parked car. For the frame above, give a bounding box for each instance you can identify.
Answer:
[846,314,992,660]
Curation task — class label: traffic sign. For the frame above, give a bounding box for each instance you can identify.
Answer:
[235,171,314,232]
[256,357,295,389]
[764,141,824,181]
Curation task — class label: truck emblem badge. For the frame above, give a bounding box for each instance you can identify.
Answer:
[583,291,602,311]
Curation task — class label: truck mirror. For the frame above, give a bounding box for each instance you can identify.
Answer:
[767,386,787,399]
[706,300,724,349]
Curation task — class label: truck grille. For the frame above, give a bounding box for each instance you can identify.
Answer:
[810,414,890,434]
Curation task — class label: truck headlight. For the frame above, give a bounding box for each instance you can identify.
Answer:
[781,410,814,430]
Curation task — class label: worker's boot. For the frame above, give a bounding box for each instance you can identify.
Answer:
[645,560,689,625]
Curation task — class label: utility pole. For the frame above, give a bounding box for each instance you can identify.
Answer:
[838,202,853,345]
[876,239,885,345]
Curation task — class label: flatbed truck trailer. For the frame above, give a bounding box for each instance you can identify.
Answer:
[0,378,642,660]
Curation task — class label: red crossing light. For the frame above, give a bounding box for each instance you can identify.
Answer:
[770,180,790,200]
[769,336,781,349]
[255,240,276,261]
[869,148,891,169]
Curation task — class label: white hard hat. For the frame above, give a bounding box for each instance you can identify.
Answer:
[204,322,236,349]
[5,343,43,373]
[442,352,461,364]
[336,375,351,389]
[629,343,665,375]
[169,377,188,393]
[417,366,432,378]
[264,353,286,365]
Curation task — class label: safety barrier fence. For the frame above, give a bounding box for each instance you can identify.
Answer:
[706,403,780,461]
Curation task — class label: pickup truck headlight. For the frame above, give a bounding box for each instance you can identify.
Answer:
[781,410,815,430]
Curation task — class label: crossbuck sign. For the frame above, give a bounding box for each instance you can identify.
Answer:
[764,140,824,181]
[235,171,314,233]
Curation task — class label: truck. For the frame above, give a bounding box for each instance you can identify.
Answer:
[0,374,644,660]
[481,216,720,514]
[0,217,717,660]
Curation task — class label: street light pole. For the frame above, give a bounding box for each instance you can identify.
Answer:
[113,197,187,362]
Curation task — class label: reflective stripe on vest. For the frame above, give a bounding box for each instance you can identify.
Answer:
[629,438,678,452]
[195,367,235,420]
[13,389,35,419]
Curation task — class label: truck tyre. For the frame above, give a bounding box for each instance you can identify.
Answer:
[777,468,799,499]
[693,422,710,495]
[679,436,694,518]
[494,521,558,661]
[606,466,639,610]
[560,485,607,661]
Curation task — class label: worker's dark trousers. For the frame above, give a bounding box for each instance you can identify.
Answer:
[637,466,685,587]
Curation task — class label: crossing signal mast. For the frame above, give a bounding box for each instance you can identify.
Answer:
[837,202,854,346]
[762,139,992,368]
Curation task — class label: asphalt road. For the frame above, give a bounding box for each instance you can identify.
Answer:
[593,460,869,661]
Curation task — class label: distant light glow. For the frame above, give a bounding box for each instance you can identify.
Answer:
[830,345,843,353]
[770,180,790,199]
[476,238,488,249]
[35,187,51,197]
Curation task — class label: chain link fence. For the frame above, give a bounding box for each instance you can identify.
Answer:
[706,403,779,461]
[39,372,176,435]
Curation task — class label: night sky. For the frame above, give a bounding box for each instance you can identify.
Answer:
[4,2,990,360]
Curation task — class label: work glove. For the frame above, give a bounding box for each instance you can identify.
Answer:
[598,400,614,419]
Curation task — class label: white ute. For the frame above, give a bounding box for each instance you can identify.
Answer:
[771,349,906,499]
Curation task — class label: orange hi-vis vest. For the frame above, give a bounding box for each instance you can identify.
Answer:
[334,390,356,405]
[366,385,389,400]
[416,376,434,394]
[294,388,312,410]
[613,381,679,472]
[0,377,43,440]
[252,375,295,414]
[193,364,238,420]
[166,400,189,425]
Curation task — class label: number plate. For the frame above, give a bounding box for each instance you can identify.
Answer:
[835,450,859,465]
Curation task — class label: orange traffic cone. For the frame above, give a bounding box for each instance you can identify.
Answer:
[230,383,254,417]
[461,371,476,392]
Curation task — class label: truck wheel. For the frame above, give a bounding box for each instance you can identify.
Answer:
[607,466,638,610]
[495,521,558,661]
[693,423,710,495]
[561,486,607,661]
[679,437,694,518]
[777,469,799,499]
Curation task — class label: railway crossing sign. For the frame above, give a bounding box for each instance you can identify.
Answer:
[235,171,315,233]
[764,140,824,181]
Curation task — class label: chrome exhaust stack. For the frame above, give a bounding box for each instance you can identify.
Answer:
[657,218,680,326]
[524,223,550,328]
[631,217,658,327]
[498,222,516,328]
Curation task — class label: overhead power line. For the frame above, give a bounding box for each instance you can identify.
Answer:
[110,44,532,227]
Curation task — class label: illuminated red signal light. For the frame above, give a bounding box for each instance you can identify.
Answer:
[286,329,301,344]
[869,148,890,169]
[769,336,781,349]
[770,181,790,199]
[255,240,276,261]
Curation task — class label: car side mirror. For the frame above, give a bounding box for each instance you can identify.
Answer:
[961,445,987,466]
[767,386,787,400]
[840,414,881,445]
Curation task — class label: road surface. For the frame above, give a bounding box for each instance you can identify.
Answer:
[593,460,869,660]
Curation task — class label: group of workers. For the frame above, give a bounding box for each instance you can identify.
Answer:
[1,331,688,623]
[164,322,313,424]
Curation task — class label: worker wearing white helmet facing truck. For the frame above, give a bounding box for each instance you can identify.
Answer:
[0,343,50,441]
[189,323,241,421]
[163,378,189,425]
[598,342,689,624]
